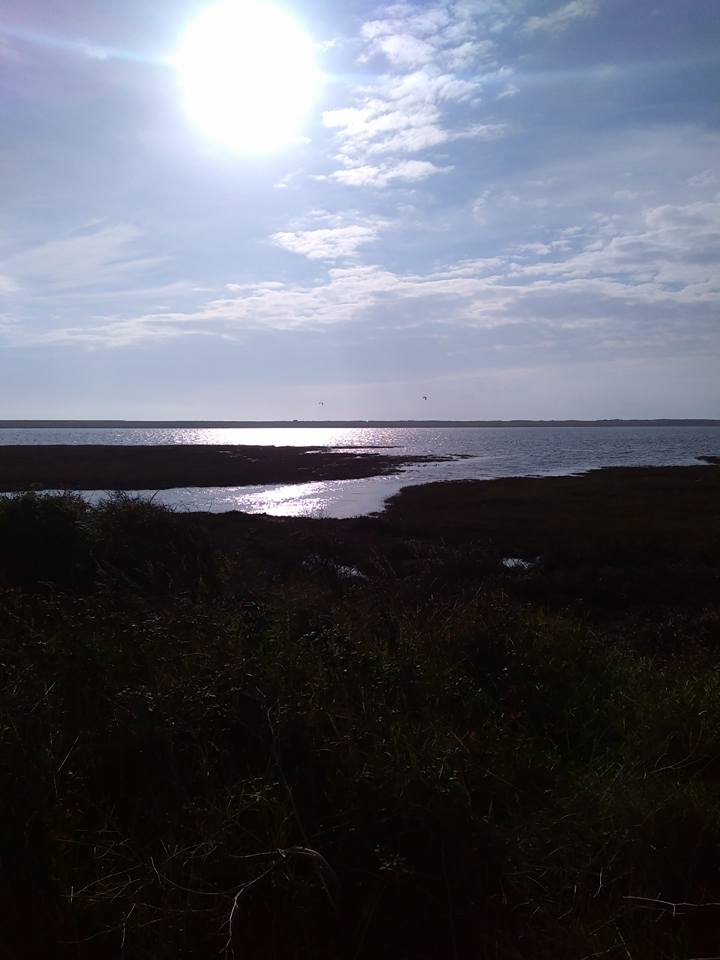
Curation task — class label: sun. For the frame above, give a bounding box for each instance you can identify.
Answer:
[174,1,320,152]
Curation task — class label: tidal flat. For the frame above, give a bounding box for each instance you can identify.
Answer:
[1,459,719,959]
[0,442,455,491]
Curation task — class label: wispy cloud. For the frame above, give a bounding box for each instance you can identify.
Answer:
[0,223,165,293]
[328,159,453,188]
[0,274,20,294]
[525,0,600,34]
[497,82,519,100]
[688,169,717,190]
[515,201,720,296]
[15,200,719,359]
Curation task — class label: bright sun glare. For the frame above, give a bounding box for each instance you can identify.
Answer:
[175,0,319,152]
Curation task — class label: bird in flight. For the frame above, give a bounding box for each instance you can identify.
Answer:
[422,395,428,401]
[318,401,324,406]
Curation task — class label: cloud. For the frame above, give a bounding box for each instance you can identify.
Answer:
[271,219,386,260]
[688,169,717,190]
[525,0,600,34]
[0,274,20,294]
[0,223,165,293]
[365,119,505,156]
[323,92,444,154]
[513,242,553,256]
[274,171,300,190]
[322,70,486,157]
[497,83,519,100]
[16,199,719,358]
[321,3,509,188]
[360,4,496,71]
[329,160,452,188]
[514,201,720,299]
[374,33,436,67]
[361,6,451,43]
[22,263,505,348]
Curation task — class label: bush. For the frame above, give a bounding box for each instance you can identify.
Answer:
[0,492,92,590]
[0,492,216,596]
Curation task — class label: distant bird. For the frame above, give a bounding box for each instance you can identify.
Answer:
[422,395,428,401]
[318,401,324,407]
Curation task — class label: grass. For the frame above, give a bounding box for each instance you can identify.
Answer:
[1,475,719,959]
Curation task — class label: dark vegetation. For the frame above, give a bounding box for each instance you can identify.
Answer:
[0,444,456,492]
[1,460,719,959]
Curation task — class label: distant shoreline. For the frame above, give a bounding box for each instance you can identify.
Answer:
[1,419,719,429]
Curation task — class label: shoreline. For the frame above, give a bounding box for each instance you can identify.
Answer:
[178,458,720,566]
[1,447,717,512]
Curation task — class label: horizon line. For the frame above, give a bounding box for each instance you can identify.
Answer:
[2,418,719,428]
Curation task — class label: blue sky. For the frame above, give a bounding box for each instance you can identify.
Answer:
[1,0,719,419]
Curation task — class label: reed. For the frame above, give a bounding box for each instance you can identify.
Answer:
[1,474,719,958]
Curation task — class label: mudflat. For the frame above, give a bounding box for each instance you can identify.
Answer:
[0,443,452,491]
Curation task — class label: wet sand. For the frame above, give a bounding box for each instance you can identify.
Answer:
[0,443,454,492]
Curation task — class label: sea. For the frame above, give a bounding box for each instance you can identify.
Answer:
[1,424,718,519]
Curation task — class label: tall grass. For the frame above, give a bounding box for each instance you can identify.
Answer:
[1,492,719,958]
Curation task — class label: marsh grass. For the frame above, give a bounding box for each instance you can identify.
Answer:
[1,483,719,958]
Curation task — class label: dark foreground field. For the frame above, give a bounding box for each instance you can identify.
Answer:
[1,460,719,959]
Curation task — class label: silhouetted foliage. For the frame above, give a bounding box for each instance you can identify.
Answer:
[0,491,217,596]
[1,470,719,959]
[0,492,92,590]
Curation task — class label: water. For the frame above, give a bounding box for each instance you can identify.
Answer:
[1,425,718,518]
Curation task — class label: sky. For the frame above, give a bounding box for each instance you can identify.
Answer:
[1,0,719,420]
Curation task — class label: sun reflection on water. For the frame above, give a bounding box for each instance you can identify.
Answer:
[231,482,332,517]
[186,427,397,449]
